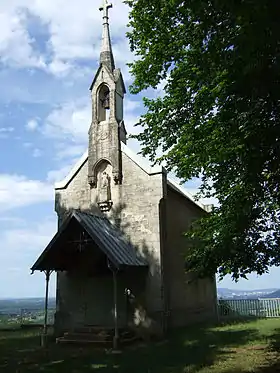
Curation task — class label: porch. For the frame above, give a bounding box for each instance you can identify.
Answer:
[31,210,148,348]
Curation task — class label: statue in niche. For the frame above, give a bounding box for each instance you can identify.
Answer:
[98,171,111,202]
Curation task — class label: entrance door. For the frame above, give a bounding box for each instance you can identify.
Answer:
[83,275,128,328]
[84,275,115,327]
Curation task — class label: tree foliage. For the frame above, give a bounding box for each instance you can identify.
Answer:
[125,0,280,280]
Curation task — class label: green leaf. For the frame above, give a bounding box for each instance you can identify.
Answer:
[125,0,280,281]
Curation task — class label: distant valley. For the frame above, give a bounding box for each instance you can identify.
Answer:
[1,288,280,315]
[0,298,56,315]
[218,288,280,299]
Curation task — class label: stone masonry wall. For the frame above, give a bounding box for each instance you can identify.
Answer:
[54,151,165,331]
[118,152,165,315]
[55,159,93,220]
[165,187,217,327]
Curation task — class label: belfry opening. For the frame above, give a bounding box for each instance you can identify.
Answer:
[98,84,110,122]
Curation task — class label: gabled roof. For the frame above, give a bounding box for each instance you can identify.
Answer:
[89,64,115,91]
[89,65,126,93]
[54,143,209,212]
[121,144,208,212]
[113,68,126,94]
[31,211,148,272]
[55,151,88,190]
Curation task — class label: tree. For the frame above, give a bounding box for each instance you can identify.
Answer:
[124,0,280,281]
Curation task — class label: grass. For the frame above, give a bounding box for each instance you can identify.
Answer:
[1,318,280,372]
[0,315,21,329]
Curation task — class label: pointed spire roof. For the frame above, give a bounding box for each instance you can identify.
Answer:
[99,0,115,72]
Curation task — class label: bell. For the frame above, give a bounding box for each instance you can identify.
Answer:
[104,97,110,109]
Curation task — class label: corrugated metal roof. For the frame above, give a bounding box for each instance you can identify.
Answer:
[74,211,147,268]
[31,210,147,271]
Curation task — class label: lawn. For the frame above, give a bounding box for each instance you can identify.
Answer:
[1,319,280,372]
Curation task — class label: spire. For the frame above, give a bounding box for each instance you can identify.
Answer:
[99,0,115,71]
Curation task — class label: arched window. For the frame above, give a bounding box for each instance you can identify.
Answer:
[98,84,110,122]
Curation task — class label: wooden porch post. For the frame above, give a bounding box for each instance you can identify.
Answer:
[41,269,51,347]
[113,269,119,350]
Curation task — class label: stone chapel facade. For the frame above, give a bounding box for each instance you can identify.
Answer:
[32,1,217,336]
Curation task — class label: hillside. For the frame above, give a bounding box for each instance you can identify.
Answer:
[0,298,56,315]
[218,287,279,299]
[261,289,280,298]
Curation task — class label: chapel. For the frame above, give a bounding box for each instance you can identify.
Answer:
[31,1,217,344]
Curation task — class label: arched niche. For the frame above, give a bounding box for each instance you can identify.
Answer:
[89,159,112,189]
[98,84,110,122]
[96,160,113,211]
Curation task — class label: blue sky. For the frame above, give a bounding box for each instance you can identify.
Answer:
[0,0,278,299]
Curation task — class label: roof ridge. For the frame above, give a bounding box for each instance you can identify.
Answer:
[74,210,115,225]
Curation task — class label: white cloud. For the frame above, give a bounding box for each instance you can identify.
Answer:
[26,119,38,131]
[0,218,56,256]
[47,163,76,183]
[39,95,142,159]
[0,126,14,139]
[0,5,46,69]
[32,148,42,157]
[0,216,57,298]
[0,126,14,133]
[47,59,74,77]
[42,96,141,140]
[43,100,91,143]
[0,1,132,77]
[0,174,53,212]
[55,144,86,160]
[39,94,142,184]
[30,0,130,60]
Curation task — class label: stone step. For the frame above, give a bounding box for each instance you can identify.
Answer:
[56,335,139,346]
[63,332,111,342]
[69,327,133,336]
[121,336,139,345]
[56,337,110,345]
[56,326,138,346]
[65,330,132,338]
[73,326,116,334]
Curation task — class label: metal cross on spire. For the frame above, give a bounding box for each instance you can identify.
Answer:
[99,0,115,71]
[99,0,113,20]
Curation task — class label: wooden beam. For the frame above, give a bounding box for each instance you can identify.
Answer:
[41,269,52,347]
[112,269,119,350]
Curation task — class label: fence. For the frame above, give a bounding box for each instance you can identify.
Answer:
[1,299,280,329]
[0,308,55,329]
[218,298,280,319]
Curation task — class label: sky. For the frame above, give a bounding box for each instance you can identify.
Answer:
[0,0,279,299]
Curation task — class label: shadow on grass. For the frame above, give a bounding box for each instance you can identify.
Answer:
[251,327,280,373]
[0,319,266,373]
[268,327,280,350]
[217,316,262,326]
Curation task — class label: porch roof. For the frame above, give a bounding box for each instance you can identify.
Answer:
[31,210,148,272]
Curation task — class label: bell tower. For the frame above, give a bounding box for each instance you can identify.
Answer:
[88,0,127,190]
